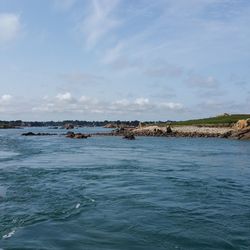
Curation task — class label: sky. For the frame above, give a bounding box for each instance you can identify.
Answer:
[0,0,249,121]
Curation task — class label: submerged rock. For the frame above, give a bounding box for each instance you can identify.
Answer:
[22,132,36,136]
[123,133,135,140]
[22,132,56,136]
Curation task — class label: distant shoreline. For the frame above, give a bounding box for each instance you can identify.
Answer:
[2,114,250,140]
[18,124,250,140]
[1,114,250,129]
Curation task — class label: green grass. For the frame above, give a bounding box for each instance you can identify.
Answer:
[159,114,250,127]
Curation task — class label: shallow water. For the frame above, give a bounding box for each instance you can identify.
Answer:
[0,127,250,250]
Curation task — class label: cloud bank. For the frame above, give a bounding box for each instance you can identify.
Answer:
[0,92,183,120]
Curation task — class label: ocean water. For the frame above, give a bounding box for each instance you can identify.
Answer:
[0,127,250,250]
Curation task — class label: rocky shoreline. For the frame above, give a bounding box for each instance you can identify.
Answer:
[91,124,250,140]
[21,119,250,140]
[89,127,231,138]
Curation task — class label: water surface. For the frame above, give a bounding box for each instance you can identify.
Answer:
[0,128,250,249]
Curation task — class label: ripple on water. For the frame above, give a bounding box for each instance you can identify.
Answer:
[0,132,250,249]
[0,186,7,198]
[0,151,20,160]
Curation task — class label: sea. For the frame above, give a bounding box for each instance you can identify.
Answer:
[0,127,250,250]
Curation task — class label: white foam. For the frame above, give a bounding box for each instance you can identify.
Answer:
[86,196,95,202]
[2,230,15,239]
[75,203,80,209]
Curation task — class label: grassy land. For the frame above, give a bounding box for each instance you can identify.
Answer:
[159,114,250,127]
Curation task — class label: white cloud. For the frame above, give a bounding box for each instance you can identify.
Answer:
[160,102,183,110]
[32,103,55,112]
[30,93,184,116]
[0,13,21,45]
[79,0,120,49]
[0,95,13,113]
[6,92,249,119]
[134,98,149,106]
[0,94,12,102]
[0,94,13,113]
[113,99,129,106]
[111,98,152,112]
[111,97,182,113]
[79,95,98,104]
[33,93,101,114]
[56,92,73,102]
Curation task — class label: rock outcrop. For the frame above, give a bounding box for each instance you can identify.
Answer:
[65,131,91,139]
[234,119,250,130]
[231,119,250,139]
[231,127,250,140]
[110,125,236,139]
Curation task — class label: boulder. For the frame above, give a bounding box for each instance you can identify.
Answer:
[234,119,250,130]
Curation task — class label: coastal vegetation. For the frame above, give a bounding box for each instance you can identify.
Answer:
[166,114,250,126]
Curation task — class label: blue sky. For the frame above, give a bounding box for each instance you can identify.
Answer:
[0,0,249,121]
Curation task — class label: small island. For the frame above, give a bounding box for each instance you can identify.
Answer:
[10,113,250,140]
